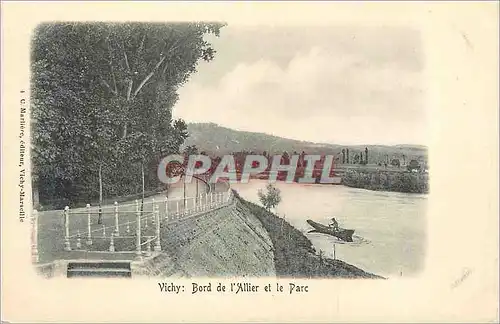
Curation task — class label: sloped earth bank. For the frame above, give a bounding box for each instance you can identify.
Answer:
[138,200,276,277]
[139,189,382,279]
[135,181,276,277]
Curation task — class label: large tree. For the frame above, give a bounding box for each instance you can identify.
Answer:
[31,22,225,206]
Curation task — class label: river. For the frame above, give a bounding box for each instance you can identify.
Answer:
[231,180,427,278]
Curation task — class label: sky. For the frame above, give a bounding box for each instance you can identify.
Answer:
[173,25,427,145]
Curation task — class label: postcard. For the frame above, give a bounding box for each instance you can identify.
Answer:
[1,1,498,323]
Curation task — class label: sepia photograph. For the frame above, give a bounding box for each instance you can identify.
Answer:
[1,2,498,323]
[30,22,428,280]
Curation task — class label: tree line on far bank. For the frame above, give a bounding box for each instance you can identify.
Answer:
[343,169,429,194]
[171,147,429,194]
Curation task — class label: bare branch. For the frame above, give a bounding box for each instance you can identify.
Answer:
[131,39,184,99]
[123,49,131,73]
[131,56,166,98]
[101,79,117,95]
[162,59,169,75]
[122,42,133,100]
[111,66,118,94]
[127,80,133,101]
[140,79,154,91]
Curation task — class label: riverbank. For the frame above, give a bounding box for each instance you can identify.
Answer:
[234,191,383,279]
[34,178,384,278]
[342,169,429,194]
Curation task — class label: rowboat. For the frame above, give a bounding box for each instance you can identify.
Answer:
[306,219,354,242]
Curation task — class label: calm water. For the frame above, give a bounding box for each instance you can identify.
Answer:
[231,180,427,278]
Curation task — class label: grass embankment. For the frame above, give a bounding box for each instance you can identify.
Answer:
[343,169,429,194]
[235,192,383,279]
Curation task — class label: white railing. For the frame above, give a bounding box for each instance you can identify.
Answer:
[31,187,234,262]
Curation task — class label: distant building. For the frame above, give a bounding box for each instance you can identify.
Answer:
[407,159,420,172]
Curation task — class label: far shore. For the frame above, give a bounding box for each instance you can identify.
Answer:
[248,165,429,194]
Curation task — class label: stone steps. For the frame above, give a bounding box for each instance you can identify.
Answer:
[66,261,132,278]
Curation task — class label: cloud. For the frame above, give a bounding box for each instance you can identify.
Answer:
[174,45,427,145]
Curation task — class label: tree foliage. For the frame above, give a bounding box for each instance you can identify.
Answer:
[343,170,428,194]
[31,22,225,207]
[258,183,282,211]
[183,145,199,156]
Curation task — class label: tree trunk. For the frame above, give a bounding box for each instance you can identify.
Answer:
[97,164,103,224]
[141,161,145,211]
[121,98,133,139]
[32,186,40,209]
[122,123,128,138]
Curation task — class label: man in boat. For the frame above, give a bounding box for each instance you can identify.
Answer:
[329,217,339,231]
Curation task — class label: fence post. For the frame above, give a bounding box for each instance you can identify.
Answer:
[109,234,115,252]
[135,199,141,256]
[210,192,213,208]
[64,206,71,251]
[114,201,119,236]
[144,199,149,229]
[154,205,161,252]
[165,198,169,221]
[146,239,152,257]
[76,230,82,249]
[86,204,92,245]
[176,201,179,219]
[151,198,156,225]
[31,209,39,263]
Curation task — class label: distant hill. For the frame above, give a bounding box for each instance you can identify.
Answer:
[184,123,428,164]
